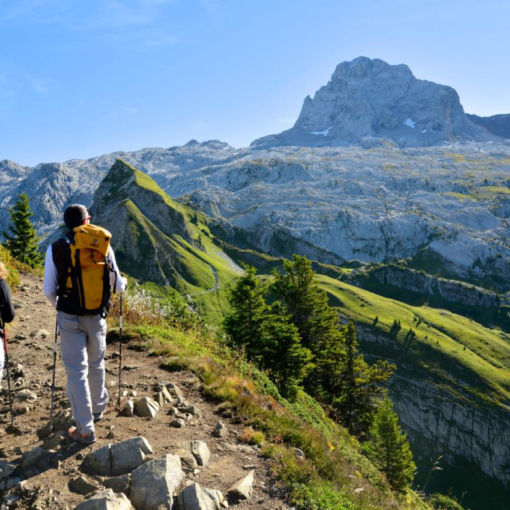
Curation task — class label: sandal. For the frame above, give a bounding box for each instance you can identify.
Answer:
[67,427,96,444]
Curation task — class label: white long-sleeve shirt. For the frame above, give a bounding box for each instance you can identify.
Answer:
[44,244,127,308]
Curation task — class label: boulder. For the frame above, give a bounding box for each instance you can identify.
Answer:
[86,437,153,477]
[227,471,254,502]
[111,437,153,476]
[75,489,134,510]
[177,483,224,510]
[135,397,159,419]
[85,444,113,476]
[21,446,49,471]
[129,454,184,510]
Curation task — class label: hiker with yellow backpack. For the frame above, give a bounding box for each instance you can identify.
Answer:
[43,205,127,444]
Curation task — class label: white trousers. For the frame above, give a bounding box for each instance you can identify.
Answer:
[58,312,109,435]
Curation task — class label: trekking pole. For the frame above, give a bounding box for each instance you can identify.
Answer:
[49,314,59,431]
[2,325,15,430]
[117,292,123,407]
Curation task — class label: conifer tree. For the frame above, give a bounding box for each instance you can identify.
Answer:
[271,255,340,350]
[363,395,416,492]
[2,192,43,267]
[224,265,313,393]
[223,265,269,363]
[333,322,395,435]
[263,302,313,394]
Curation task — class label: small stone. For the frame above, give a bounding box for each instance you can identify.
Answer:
[170,418,186,428]
[293,448,305,458]
[30,329,50,339]
[177,482,224,510]
[134,397,159,419]
[13,389,38,402]
[42,430,66,450]
[178,404,202,417]
[212,421,228,439]
[227,471,255,502]
[75,489,133,510]
[69,475,99,495]
[165,382,184,399]
[0,460,15,480]
[123,400,135,417]
[191,441,211,467]
[21,446,46,470]
[104,474,130,495]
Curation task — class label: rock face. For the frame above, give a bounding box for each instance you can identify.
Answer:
[252,57,496,149]
[356,324,510,497]
[468,113,510,139]
[351,264,502,309]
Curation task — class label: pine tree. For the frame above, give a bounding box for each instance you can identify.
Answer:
[271,255,340,350]
[332,322,395,435]
[271,255,350,402]
[223,265,269,363]
[224,265,313,393]
[363,395,416,492]
[2,193,43,267]
[263,302,313,395]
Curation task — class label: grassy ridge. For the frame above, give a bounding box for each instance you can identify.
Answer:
[101,160,243,322]
[318,275,510,406]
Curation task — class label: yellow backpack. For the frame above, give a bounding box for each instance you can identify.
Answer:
[59,225,114,316]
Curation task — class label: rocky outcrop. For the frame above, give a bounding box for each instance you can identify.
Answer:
[251,57,498,149]
[353,264,501,308]
[355,323,510,504]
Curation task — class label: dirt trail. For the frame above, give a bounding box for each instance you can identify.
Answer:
[0,273,289,509]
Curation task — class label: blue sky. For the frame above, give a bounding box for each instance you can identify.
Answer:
[1,0,509,166]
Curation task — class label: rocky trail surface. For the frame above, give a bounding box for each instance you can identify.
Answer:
[0,273,289,510]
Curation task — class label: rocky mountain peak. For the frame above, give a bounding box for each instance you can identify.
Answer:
[331,56,413,82]
[252,57,499,149]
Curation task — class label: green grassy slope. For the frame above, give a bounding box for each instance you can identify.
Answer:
[317,275,510,407]
[93,160,241,322]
